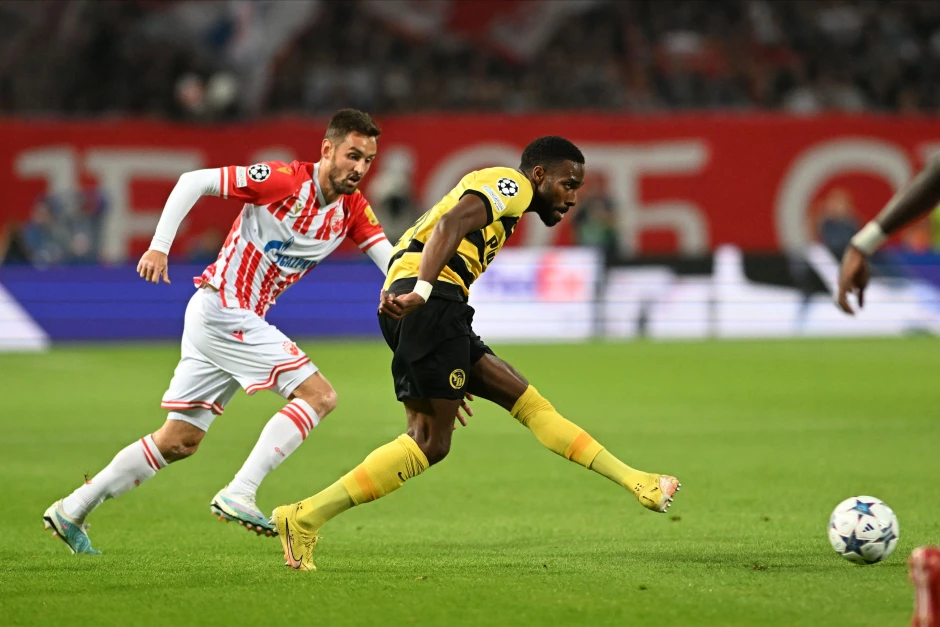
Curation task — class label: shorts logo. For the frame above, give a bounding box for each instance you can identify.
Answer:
[235,166,248,188]
[481,185,506,212]
[496,178,519,198]
[248,163,271,182]
[449,369,466,390]
[282,341,300,356]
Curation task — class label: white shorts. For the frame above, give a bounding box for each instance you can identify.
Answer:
[162,288,317,431]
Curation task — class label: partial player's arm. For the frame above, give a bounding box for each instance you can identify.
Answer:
[139,162,295,285]
[346,196,392,275]
[139,168,221,284]
[837,156,940,314]
[379,194,489,319]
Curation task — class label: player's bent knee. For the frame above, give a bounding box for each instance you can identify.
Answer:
[421,437,451,466]
[153,417,206,462]
[319,386,339,416]
[162,440,200,462]
[291,373,338,419]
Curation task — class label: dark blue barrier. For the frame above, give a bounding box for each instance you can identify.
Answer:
[0,258,387,341]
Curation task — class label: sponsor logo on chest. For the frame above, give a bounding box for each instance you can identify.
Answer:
[262,235,318,270]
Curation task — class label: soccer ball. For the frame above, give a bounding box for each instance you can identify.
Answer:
[828,496,899,564]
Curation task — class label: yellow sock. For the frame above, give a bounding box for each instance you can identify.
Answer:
[511,385,645,491]
[589,449,649,495]
[295,434,429,532]
[511,385,604,467]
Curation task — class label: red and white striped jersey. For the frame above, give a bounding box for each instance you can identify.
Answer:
[194,160,387,317]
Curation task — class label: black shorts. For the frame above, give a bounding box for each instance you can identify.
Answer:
[379,278,494,401]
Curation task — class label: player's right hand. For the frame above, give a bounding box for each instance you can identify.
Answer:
[836,245,870,315]
[137,249,171,284]
[378,290,425,320]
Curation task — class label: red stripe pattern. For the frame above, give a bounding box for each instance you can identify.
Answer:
[254,262,282,317]
[294,206,319,235]
[269,266,314,304]
[313,207,337,240]
[244,356,312,395]
[140,437,163,471]
[268,194,297,221]
[279,404,310,439]
[234,242,262,309]
[161,400,225,415]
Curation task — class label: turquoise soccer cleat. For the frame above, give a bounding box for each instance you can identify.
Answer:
[42,501,101,555]
[210,488,277,536]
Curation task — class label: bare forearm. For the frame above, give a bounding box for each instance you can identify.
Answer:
[851,157,940,254]
[418,216,464,283]
[876,157,940,234]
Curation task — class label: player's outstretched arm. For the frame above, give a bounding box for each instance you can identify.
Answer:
[379,195,489,319]
[837,156,940,314]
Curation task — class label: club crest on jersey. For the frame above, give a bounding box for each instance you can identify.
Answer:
[330,212,344,234]
[282,341,300,356]
[264,236,316,270]
[248,163,271,182]
[497,178,519,198]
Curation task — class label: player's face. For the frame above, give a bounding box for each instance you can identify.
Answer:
[533,161,585,226]
[322,132,378,195]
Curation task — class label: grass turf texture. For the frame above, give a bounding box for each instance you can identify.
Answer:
[0,338,938,626]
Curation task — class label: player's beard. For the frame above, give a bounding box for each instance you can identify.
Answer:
[328,172,360,195]
[535,182,564,226]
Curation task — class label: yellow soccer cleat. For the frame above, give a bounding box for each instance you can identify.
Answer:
[631,474,681,513]
[271,503,319,572]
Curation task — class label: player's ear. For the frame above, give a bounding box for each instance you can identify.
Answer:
[321,138,334,161]
[532,165,545,185]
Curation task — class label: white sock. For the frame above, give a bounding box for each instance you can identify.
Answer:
[227,399,319,500]
[62,434,168,521]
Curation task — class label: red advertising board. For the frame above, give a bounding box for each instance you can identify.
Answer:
[3,114,940,260]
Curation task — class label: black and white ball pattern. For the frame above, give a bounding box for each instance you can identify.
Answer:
[497,178,519,198]
[248,163,271,182]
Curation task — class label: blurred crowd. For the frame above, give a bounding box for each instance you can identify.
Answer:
[3,0,940,117]
[2,191,107,266]
[5,0,940,268]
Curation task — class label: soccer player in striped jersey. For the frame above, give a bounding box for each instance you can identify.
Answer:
[272,136,680,571]
[41,109,440,554]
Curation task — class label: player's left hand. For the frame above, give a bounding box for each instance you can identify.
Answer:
[836,245,870,315]
[455,393,474,429]
[378,290,425,319]
[137,249,170,285]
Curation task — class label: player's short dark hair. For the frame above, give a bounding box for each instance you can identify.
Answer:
[520,136,584,173]
[325,109,381,143]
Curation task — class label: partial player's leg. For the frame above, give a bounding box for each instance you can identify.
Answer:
[179,287,325,535]
[43,305,238,554]
[468,351,680,513]
[213,371,337,535]
[271,308,472,570]
[272,396,458,570]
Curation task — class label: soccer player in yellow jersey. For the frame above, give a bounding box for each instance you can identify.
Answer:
[272,136,680,571]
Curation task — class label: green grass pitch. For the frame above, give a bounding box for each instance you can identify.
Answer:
[1,338,938,626]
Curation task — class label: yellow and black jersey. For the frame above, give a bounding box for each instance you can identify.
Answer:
[384,167,534,295]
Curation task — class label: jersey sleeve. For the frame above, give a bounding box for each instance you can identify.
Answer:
[459,168,533,225]
[218,161,297,205]
[347,192,388,252]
